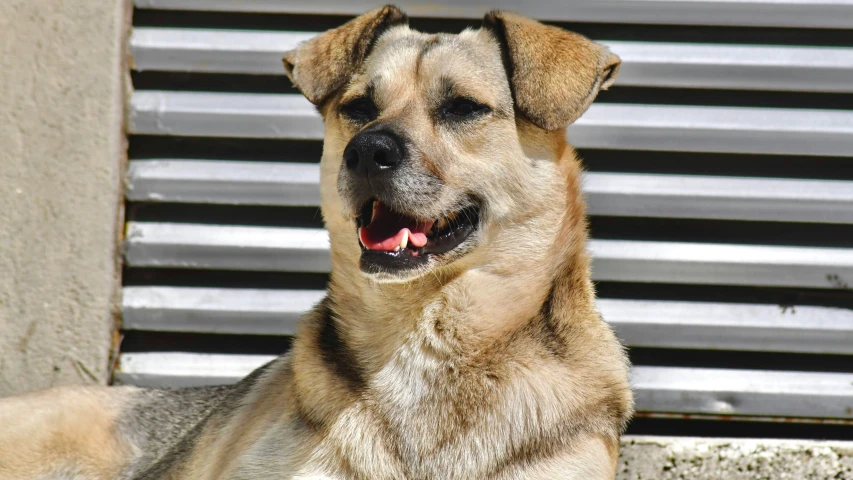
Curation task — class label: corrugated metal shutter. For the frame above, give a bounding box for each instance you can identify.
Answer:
[119,1,853,437]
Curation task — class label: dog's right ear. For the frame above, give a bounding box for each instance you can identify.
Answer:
[283,5,408,105]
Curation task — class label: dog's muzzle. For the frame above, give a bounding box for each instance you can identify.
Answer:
[340,129,481,278]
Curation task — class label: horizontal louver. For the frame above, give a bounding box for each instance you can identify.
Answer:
[124,222,853,288]
[131,28,853,92]
[122,288,853,354]
[121,0,853,437]
[115,354,853,419]
[129,91,853,156]
[127,160,853,223]
[133,0,853,28]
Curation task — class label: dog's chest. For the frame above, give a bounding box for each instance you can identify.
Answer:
[330,353,533,478]
[233,335,575,479]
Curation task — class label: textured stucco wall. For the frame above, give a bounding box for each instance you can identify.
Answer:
[619,436,853,479]
[0,0,127,396]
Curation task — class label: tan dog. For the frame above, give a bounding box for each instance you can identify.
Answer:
[0,6,632,479]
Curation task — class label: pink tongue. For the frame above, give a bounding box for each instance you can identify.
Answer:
[358,202,433,251]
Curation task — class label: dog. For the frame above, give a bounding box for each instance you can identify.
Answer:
[0,6,633,479]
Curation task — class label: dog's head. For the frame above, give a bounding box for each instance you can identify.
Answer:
[284,6,619,283]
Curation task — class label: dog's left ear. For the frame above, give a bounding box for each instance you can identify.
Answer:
[283,5,408,105]
[482,11,620,131]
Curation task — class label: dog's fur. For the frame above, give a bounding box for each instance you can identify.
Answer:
[0,6,632,479]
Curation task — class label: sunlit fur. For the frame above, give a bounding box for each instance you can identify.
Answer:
[0,7,632,479]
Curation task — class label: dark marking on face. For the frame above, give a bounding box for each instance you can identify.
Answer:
[481,13,517,112]
[357,8,410,67]
[414,35,441,77]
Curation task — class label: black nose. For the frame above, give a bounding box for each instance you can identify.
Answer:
[343,131,404,177]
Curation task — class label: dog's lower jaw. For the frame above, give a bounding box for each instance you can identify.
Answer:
[357,254,434,283]
[357,248,473,284]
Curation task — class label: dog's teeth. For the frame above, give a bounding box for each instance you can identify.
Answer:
[400,230,409,250]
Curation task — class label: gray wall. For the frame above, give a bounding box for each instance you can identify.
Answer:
[0,0,127,396]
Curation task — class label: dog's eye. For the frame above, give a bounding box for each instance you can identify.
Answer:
[340,97,378,123]
[441,98,490,119]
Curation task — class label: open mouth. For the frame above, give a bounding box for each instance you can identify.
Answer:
[356,199,480,274]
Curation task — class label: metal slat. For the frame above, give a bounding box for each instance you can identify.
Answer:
[582,173,853,224]
[114,353,853,419]
[130,29,311,74]
[130,28,312,75]
[127,160,853,224]
[632,366,853,419]
[131,0,853,29]
[115,352,278,388]
[128,92,323,140]
[126,160,321,206]
[601,299,853,354]
[121,287,853,355]
[130,28,853,93]
[605,41,853,93]
[124,223,331,272]
[128,92,853,157]
[123,222,853,289]
[570,104,853,157]
[122,287,325,335]
[592,240,853,288]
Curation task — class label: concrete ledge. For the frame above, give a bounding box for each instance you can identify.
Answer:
[619,436,853,479]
